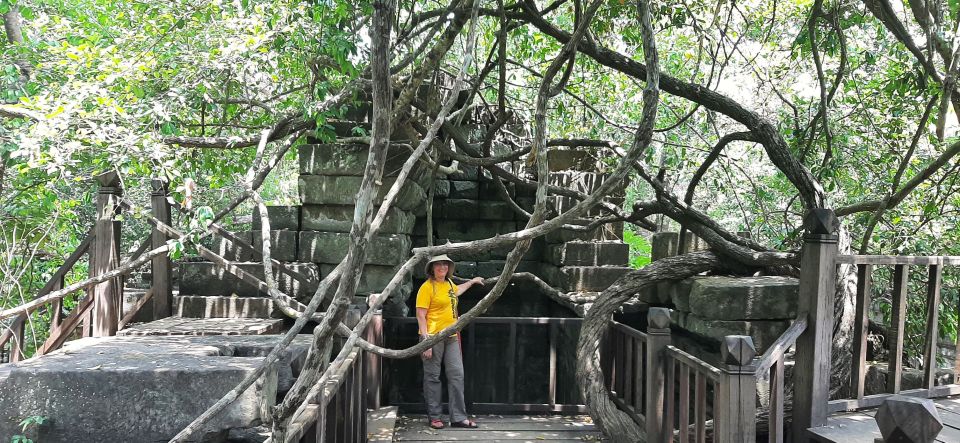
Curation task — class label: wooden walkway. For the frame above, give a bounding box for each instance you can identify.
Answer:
[391,414,603,442]
[808,396,960,442]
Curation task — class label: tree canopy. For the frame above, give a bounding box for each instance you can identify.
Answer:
[3,0,960,439]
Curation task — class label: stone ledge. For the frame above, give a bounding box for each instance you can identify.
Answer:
[174,295,281,319]
[179,262,320,299]
[0,335,314,443]
[301,204,414,234]
[118,317,285,336]
[298,231,411,265]
[683,314,789,354]
[545,241,629,267]
[688,276,799,320]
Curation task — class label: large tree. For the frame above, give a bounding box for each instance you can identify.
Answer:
[3,0,960,440]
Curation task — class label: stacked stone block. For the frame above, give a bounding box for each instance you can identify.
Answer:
[297,142,427,315]
[413,168,543,280]
[538,171,632,293]
[638,231,799,353]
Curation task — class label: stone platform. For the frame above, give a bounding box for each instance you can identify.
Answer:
[0,335,312,442]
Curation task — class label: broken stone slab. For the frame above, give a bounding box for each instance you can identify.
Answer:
[449,180,480,199]
[318,264,411,296]
[179,261,320,300]
[298,175,426,212]
[203,231,254,262]
[671,277,707,312]
[174,295,282,319]
[545,241,629,267]
[683,314,789,354]
[298,143,410,176]
[544,219,624,243]
[298,231,411,266]
[548,171,626,197]
[537,264,631,292]
[300,204,415,234]
[434,220,519,241]
[688,276,799,321]
[252,205,300,231]
[118,317,285,336]
[0,335,314,443]
[432,179,451,198]
[475,260,540,278]
[478,200,516,220]
[651,232,679,261]
[244,230,298,262]
[439,198,481,220]
[448,164,479,181]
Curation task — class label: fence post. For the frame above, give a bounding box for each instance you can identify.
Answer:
[645,307,672,443]
[791,208,838,439]
[716,335,758,442]
[150,178,172,319]
[92,171,123,337]
[364,308,383,409]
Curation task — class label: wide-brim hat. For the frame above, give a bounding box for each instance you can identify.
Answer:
[424,254,455,277]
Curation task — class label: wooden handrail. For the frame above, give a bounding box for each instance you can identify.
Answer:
[0,314,27,358]
[35,230,95,300]
[755,316,807,377]
[836,254,960,265]
[118,288,154,330]
[169,202,316,287]
[37,293,95,355]
[664,345,723,382]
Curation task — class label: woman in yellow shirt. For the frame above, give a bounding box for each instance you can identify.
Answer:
[416,254,484,430]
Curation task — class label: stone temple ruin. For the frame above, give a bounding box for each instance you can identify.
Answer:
[0,116,820,442]
[178,124,635,321]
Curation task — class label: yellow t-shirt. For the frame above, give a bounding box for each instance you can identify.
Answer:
[415,279,459,335]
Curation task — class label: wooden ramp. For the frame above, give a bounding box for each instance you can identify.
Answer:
[808,396,960,443]
[392,414,604,442]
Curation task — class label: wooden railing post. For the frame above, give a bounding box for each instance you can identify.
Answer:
[151,178,173,319]
[716,335,758,442]
[364,309,383,409]
[10,315,26,362]
[92,171,122,337]
[792,208,838,439]
[646,307,672,443]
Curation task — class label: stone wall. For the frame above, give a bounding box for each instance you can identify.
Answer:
[178,124,638,319]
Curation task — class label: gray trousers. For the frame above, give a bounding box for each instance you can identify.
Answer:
[422,335,467,422]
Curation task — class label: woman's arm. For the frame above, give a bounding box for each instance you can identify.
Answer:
[416,307,429,337]
[416,307,432,359]
[455,277,485,296]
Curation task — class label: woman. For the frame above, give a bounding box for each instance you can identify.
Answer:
[416,254,484,430]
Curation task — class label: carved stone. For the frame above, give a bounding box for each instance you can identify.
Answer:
[875,395,942,443]
[802,208,838,235]
[720,335,756,366]
[648,307,671,330]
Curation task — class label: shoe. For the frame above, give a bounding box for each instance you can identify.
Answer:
[450,419,478,428]
[429,419,445,429]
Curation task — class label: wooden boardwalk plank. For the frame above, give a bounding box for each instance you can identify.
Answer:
[809,396,960,443]
[394,414,603,442]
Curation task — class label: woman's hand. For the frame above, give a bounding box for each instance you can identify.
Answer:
[422,348,433,360]
[469,277,484,286]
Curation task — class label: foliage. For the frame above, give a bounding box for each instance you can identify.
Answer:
[10,415,45,443]
[0,0,958,370]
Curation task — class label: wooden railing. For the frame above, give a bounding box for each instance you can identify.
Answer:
[829,254,960,413]
[0,174,174,363]
[382,316,587,413]
[607,308,768,443]
[288,310,378,443]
